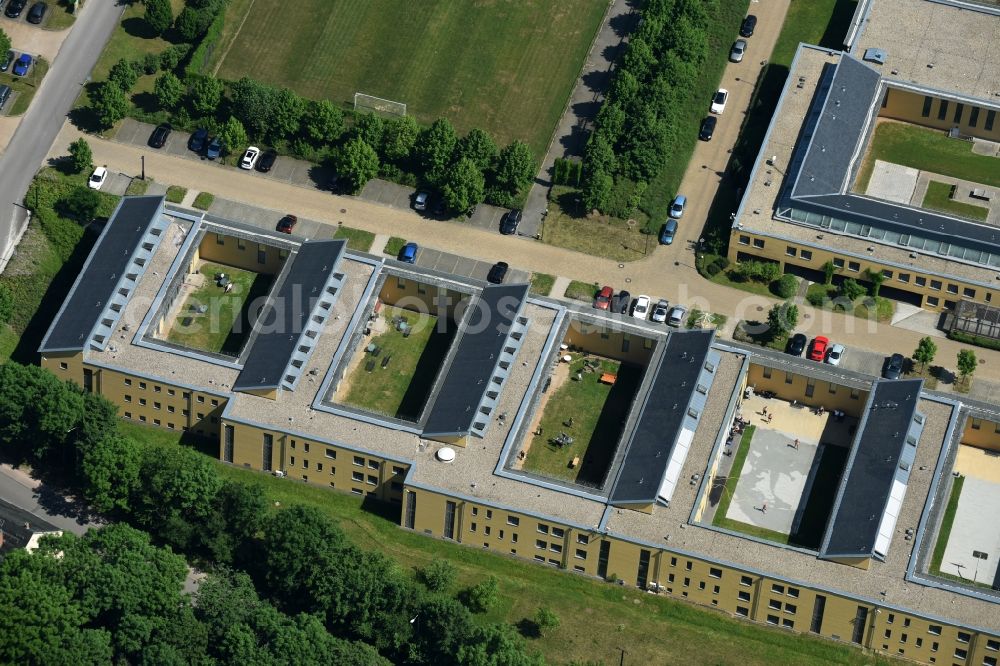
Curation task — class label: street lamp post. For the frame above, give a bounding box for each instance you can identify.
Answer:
[141,155,145,181]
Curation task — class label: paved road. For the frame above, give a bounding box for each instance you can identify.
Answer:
[0,464,100,535]
[0,0,123,271]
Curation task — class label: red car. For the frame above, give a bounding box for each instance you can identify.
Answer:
[276,215,297,234]
[593,285,613,310]
[808,336,829,362]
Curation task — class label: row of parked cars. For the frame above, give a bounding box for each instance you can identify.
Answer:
[698,14,757,142]
[785,333,845,366]
[593,287,687,327]
[1,49,32,77]
[4,0,47,23]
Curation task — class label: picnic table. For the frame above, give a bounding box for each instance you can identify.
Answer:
[599,373,617,385]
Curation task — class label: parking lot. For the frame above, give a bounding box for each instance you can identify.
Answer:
[412,246,531,285]
[204,198,334,241]
[361,179,512,235]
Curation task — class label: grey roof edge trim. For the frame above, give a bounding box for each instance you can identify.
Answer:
[85,357,232,399]
[844,0,875,51]
[819,378,924,559]
[162,204,205,223]
[885,79,1000,112]
[38,195,133,354]
[928,0,1000,17]
[716,339,873,389]
[733,43,842,229]
[306,401,424,436]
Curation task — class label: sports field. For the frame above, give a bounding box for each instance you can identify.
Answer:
[210,0,608,156]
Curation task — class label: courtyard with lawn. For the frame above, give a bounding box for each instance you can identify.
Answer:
[164,261,272,356]
[210,0,607,157]
[922,180,990,222]
[520,355,642,486]
[339,306,455,420]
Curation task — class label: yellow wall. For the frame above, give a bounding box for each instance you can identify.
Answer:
[378,275,467,322]
[960,415,1000,452]
[563,322,657,365]
[197,232,288,275]
[746,363,869,417]
[881,88,1000,143]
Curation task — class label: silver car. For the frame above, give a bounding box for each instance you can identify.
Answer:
[651,299,669,323]
[730,39,747,63]
[667,305,688,327]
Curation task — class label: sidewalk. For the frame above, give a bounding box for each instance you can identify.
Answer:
[48,122,1000,385]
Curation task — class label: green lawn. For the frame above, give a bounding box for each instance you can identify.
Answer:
[165,185,187,204]
[383,236,407,258]
[543,186,651,261]
[564,280,597,303]
[806,283,894,322]
[333,225,375,252]
[529,273,555,297]
[858,121,1000,192]
[164,262,271,355]
[921,180,989,221]
[713,426,755,526]
[522,357,640,485]
[43,0,77,30]
[0,58,50,116]
[931,474,965,574]
[341,306,450,420]
[210,0,608,158]
[192,192,215,210]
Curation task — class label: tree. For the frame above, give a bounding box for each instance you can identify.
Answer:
[144,0,172,35]
[271,87,305,141]
[766,302,798,340]
[130,443,223,533]
[441,157,485,214]
[839,278,866,301]
[80,435,142,514]
[0,363,84,464]
[108,59,140,93]
[0,29,10,61]
[159,44,191,72]
[414,118,457,183]
[301,99,344,145]
[417,560,457,593]
[865,269,885,298]
[187,75,224,116]
[91,81,130,128]
[174,5,215,42]
[913,337,937,372]
[456,128,498,171]
[534,607,560,637]
[353,112,384,149]
[218,116,248,159]
[463,576,499,614]
[772,274,798,299]
[0,284,12,324]
[68,138,93,174]
[59,186,102,223]
[334,138,379,193]
[380,115,419,163]
[957,349,977,383]
[489,140,534,202]
[583,170,613,211]
[822,260,836,285]
[229,76,274,139]
[153,72,183,109]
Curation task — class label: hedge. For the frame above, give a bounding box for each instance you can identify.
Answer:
[947,330,1000,352]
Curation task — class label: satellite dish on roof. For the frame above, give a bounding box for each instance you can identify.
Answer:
[436,447,456,463]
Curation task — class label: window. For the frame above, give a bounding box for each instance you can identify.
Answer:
[955,648,968,660]
[900,633,907,644]
[921,96,933,117]
[59,362,68,370]
[139,398,147,406]
[937,99,949,121]
[498,530,503,540]
[833,258,845,268]
[574,565,585,573]
[787,587,799,598]
[484,526,491,536]
[512,534,518,543]
[767,615,779,625]
[392,466,405,475]
[881,269,892,279]
[752,238,765,249]
[366,475,377,485]
[124,378,132,386]
[670,557,677,567]
[769,599,782,610]
[972,418,982,430]
[958,632,971,644]
[782,619,794,629]
[847,261,860,272]
[785,603,797,615]
[352,471,363,482]
[740,575,752,586]
[153,402,161,410]
[930,279,942,290]
[325,448,336,459]
[931,641,939,652]
[316,463,323,472]
[368,460,379,469]
[551,527,565,538]
[762,367,772,379]
[964,287,976,298]
[353,456,364,466]
[683,577,690,587]
[915,276,927,287]
[167,405,175,413]
[739,234,750,245]
[443,501,456,539]
[954,102,965,124]
[713,585,720,594]
[577,533,588,544]
[668,573,675,583]
[800,249,812,261]
[738,590,751,602]
[969,106,981,128]
[575,549,587,559]
[124,395,132,403]
[885,629,892,639]
[698,581,706,591]
[124,412,132,419]
[685,561,692,571]
[139,382,147,389]
[549,543,562,554]
[927,296,940,307]
[948,284,959,295]
[986,109,996,132]
[786,246,797,257]
[898,272,910,283]
[985,656,997,666]
[536,539,547,550]
[887,614,895,624]
[709,567,722,579]
[303,442,309,453]
[196,395,204,403]
[534,555,545,562]
[537,524,549,534]
[986,639,999,650]
[472,507,479,516]
[736,606,749,617]
[508,516,520,526]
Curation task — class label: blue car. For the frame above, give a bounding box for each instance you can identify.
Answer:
[12,54,31,77]
[659,218,678,245]
[206,136,222,160]
[399,242,418,264]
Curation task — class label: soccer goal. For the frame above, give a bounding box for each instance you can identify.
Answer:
[353,92,407,118]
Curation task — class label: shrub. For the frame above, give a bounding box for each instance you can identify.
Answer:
[68,139,93,174]
[144,0,173,36]
[417,560,457,593]
[711,255,729,272]
[948,330,1000,352]
[771,274,798,299]
[732,260,779,284]
[839,278,866,301]
[192,192,214,210]
[463,576,499,614]
[159,44,191,72]
[108,59,141,93]
[806,290,827,307]
[140,52,161,76]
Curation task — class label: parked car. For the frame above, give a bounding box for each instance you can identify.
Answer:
[5,0,27,19]
[0,85,10,110]
[808,336,829,362]
[12,53,31,77]
[825,343,845,366]
[276,215,297,234]
[699,116,717,141]
[413,191,429,211]
[883,353,905,380]
[659,219,678,245]
[730,39,747,63]
[26,1,46,23]
[667,305,688,327]
[0,51,13,73]
[399,242,418,264]
[786,333,807,356]
[500,209,522,235]
[148,123,171,149]
[669,194,687,219]
[616,290,630,314]
[239,146,260,170]
[651,299,669,323]
[631,295,651,320]
[710,88,729,114]
[188,128,208,153]
[257,149,277,172]
[206,136,222,160]
[88,166,107,191]
[487,261,509,284]
[593,285,613,310]
[740,14,757,37]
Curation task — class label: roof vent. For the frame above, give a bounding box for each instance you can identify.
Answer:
[863,48,886,65]
[436,447,456,463]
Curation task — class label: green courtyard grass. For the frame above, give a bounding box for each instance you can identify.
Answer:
[210,0,608,158]
[340,306,450,420]
[522,357,640,485]
[922,180,989,221]
[164,262,271,355]
[857,121,1000,192]
[712,427,770,531]
[931,474,965,574]
[332,225,375,252]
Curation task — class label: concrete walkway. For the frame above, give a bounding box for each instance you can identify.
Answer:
[520,0,640,238]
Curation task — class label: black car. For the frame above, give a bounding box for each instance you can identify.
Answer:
[206,136,222,160]
[699,116,717,141]
[26,1,46,23]
[786,333,807,357]
[149,123,171,149]
[5,0,27,19]
[739,14,757,37]
[276,215,297,234]
[617,290,630,314]
[257,149,277,172]
[486,261,509,284]
[883,353,905,380]
[0,51,13,73]
[188,127,208,153]
[500,209,522,235]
